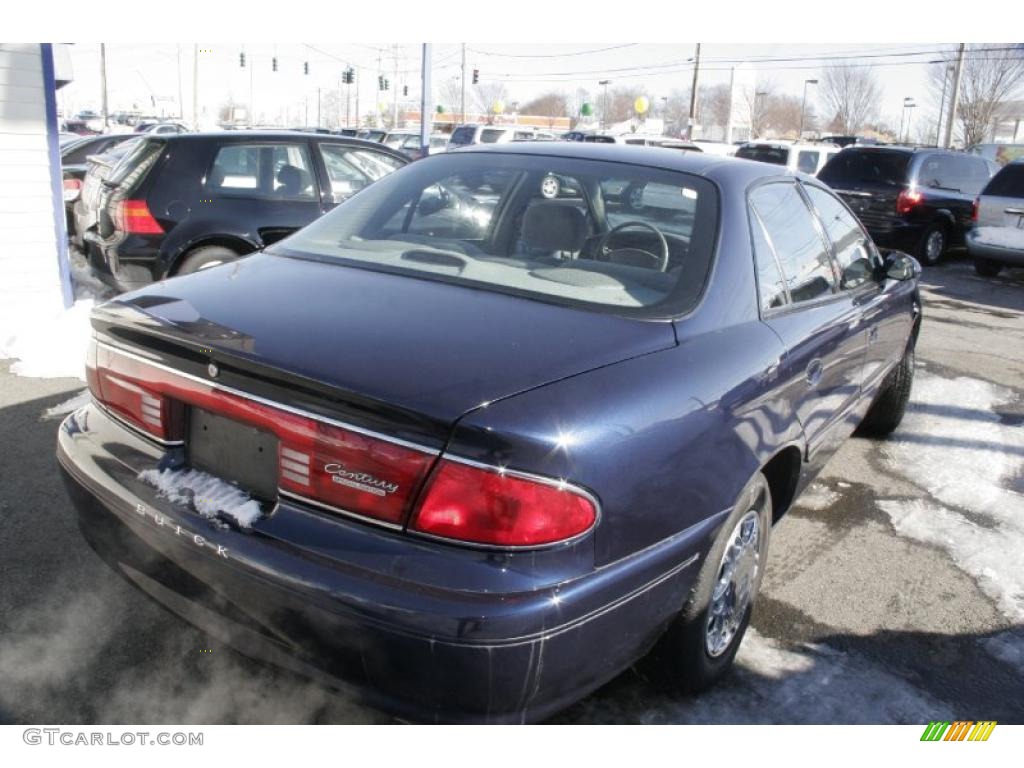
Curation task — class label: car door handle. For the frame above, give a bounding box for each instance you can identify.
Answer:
[867,326,879,345]
[806,359,824,388]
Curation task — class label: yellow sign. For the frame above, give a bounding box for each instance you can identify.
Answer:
[634,96,650,115]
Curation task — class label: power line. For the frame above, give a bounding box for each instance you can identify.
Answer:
[467,43,638,59]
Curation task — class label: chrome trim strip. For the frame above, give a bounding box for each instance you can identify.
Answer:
[278,488,404,531]
[97,340,441,456]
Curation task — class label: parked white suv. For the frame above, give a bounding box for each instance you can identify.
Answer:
[735,140,840,176]
[967,160,1024,276]
[448,124,555,148]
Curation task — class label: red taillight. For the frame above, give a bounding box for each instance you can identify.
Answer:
[113,199,164,234]
[971,197,979,222]
[63,178,82,202]
[896,189,923,216]
[87,340,434,525]
[411,459,598,547]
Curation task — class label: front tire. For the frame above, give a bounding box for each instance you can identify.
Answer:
[858,344,914,437]
[645,473,772,693]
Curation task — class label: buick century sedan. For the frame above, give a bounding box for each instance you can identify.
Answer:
[57,143,921,723]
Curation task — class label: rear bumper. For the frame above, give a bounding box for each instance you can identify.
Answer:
[56,403,709,723]
[966,230,1024,265]
[83,231,166,291]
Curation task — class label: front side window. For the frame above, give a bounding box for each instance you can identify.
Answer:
[804,185,875,290]
[749,182,835,304]
[207,143,316,200]
[318,144,403,202]
[797,150,820,175]
[983,163,1024,198]
[448,126,477,146]
[270,153,719,316]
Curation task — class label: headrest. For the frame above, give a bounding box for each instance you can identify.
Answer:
[522,203,587,252]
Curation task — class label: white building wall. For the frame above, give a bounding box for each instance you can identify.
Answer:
[0,43,67,335]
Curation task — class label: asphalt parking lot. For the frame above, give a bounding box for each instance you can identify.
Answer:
[1,256,1021,725]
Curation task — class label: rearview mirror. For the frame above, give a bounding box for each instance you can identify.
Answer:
[879,250,919,282]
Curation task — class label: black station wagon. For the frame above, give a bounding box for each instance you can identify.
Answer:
[59,144,922,723]
[77,131,407,290]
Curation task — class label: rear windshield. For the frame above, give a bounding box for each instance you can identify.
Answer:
[106,138,164,188]
[449,126,477,146]
[818,149,910,187]
[983,163,1024,198]
[736,145,790,165]
[270,152,720,318]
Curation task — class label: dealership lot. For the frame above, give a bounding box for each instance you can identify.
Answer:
[0,256,1020,725]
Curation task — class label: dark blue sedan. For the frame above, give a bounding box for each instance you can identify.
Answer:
[57,143,921,723]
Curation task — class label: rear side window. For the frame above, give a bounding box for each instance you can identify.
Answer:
[797,150,820,174]
[749,183,835,304]
[750,212,788,311]
[983,164,1024,198]
[318,144,403,202]
[916,154,958,190]
[207,143,316,201]
[480,129,507,143]
[449,126,476,146]
[804,185,875,290]
[818,149,910,188]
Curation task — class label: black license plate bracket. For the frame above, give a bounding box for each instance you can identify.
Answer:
[187,408,279,501]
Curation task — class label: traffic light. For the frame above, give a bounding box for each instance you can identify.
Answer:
[272,57,278,72]
[378,75,384,91]
[472,68,479,85]
[343,68,354,84]
[384,79,390,91]
[239,52,246,68]
[403,85,408,97]
[303,61,309,75]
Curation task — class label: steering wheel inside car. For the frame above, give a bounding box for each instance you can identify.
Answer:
[596,221,670,272]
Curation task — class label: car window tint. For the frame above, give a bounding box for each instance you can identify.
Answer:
[983,163,1024,198]
[749,183,836,304]
[917,154,957,190]
[749,210,788,311]
[797,151,820,174]
[318,144,403,202]
[804,185,874,290]
[818,149,910,187]
[208,143,315,200]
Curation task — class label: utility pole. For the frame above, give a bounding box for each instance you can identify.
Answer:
[392,44,400,130]
[176,45,184,120]
[355,66,360,128]
[943,43,965,149]
[317,87,321,128]
[420,43,433,158]
[460,43,467,123]
[686,43,701,140]
[192,44,199,127]
[249,53,255,127]
[100,43,109,129]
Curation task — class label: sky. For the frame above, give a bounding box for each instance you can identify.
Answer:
[58,43,953,133]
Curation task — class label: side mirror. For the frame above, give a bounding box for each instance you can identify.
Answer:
[878,250,919,282]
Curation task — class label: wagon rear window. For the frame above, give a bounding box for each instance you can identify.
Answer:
[272,152,719,318]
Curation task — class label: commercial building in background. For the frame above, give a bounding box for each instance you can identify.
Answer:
[0,43,75,332]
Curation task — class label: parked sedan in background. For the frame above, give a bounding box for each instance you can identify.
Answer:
[62,134,141,237]
[967,159,1024,276]
[818,146,995,265]
[58,143,921,723]
[77,131,406,290]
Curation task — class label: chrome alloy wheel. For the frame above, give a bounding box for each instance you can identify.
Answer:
[925,230,944,262]
[705,507,762,658]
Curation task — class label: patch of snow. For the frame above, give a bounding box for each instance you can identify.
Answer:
[138,468,263,529]
[570,629,953,724]
[973,225,1024,250]
[878,498,1024,621]
[42,389,92,420]
[794,483,841,511]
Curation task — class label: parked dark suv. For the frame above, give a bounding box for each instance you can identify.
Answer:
[80,132,406,290]
[818,146,995,265]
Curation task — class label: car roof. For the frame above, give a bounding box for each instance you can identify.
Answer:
[445,141,793,185]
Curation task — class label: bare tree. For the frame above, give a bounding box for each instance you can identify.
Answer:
[699,84,732,134]
[662,88,692,137]
[520,91,569,127]
[929,44,1024,147]
[471,81,510,119]
[819,64,882,134]
[437,76,463,117]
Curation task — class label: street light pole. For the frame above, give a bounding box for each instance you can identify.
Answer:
[943,43,966,149]
[799,79,817,139]
[100,43,109,130]
[686,43,701,140]
[599,79,611,129]
[460,43,466,123]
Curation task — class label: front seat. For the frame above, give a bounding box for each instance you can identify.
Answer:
[276,164,305,198]
[521,202,588,256]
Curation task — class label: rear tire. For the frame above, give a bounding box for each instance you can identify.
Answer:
[858,344,914,437]
[974,258,1003,277]
[916,223,946,266]
[176,245,239,275]
[644,473,772,694]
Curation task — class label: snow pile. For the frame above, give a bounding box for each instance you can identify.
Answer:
[41,389,92,420]
[794,483,841,511]
[973,225,1024,250]
[0,250,114,381]
[138,468,263,529]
